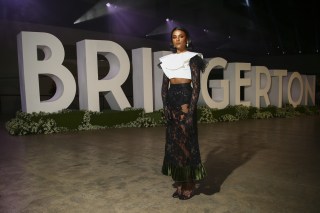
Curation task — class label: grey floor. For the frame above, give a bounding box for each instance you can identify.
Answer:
[0,115,320,213]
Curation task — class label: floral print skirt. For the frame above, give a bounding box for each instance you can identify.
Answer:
[162,83,206,182]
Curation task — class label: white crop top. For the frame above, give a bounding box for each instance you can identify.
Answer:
[159,51,203,79]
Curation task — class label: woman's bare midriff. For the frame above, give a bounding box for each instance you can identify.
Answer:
[170,78,191,84]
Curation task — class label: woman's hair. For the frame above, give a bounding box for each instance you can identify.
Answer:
[169,27,193,52]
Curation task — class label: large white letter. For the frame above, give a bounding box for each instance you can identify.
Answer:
[245,66,271,108]
[153,51,171,110]
[224,62,251,106]
[132,48,153,112]
[302,75,316,106]
[200,57,229,109]
[17,31,76,113]
[283,72,303,107]
[76,40,131,111]
[269,69,287,108]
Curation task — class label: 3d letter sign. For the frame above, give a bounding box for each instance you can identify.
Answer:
[17,31,316,113]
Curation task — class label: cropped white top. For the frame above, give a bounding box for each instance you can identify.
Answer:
[159,51,203,79]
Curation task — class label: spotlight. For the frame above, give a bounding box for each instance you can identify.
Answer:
[166,18,170,22]
[203,29,209,32]
[106,3,111,7]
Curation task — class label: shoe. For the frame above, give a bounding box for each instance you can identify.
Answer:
[179,191,194,200]
[172,190,180,198]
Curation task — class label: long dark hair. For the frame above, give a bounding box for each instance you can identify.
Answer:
[169,27,193,52]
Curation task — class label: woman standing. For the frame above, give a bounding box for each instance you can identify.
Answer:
[159,27,207,200]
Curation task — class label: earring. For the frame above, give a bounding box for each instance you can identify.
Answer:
[186,42,189,47]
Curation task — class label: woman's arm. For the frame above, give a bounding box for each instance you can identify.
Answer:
[186,55,206,125]
[161,73,170,119]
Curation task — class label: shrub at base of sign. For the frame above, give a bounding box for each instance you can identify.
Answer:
[5,105,319,136]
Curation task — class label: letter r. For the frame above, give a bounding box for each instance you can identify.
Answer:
[76,40,131,111]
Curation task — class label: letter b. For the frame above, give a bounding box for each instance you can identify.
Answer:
[17,31,76,113]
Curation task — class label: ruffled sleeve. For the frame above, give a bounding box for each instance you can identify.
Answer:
[159,52,201,79]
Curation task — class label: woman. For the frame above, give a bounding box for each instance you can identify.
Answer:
[159,27,207,200]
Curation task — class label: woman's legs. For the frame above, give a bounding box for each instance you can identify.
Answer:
[172,182,182,198]
[172,180,195,200]
[166,84,198,199]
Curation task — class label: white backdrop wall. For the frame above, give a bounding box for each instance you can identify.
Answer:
[1,20,319,115]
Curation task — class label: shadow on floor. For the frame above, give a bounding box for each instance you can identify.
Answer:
[197,133,265,196]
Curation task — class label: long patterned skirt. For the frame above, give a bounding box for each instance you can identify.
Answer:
[162,83,206,182]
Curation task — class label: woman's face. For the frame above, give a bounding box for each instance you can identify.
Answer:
[172,29,188,53]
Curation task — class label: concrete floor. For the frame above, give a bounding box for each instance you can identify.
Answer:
[0,116,320,213]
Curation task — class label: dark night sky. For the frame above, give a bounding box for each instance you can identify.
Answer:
[1,0,319,57]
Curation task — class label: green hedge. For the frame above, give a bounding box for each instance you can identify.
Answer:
[5,105,319,136]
